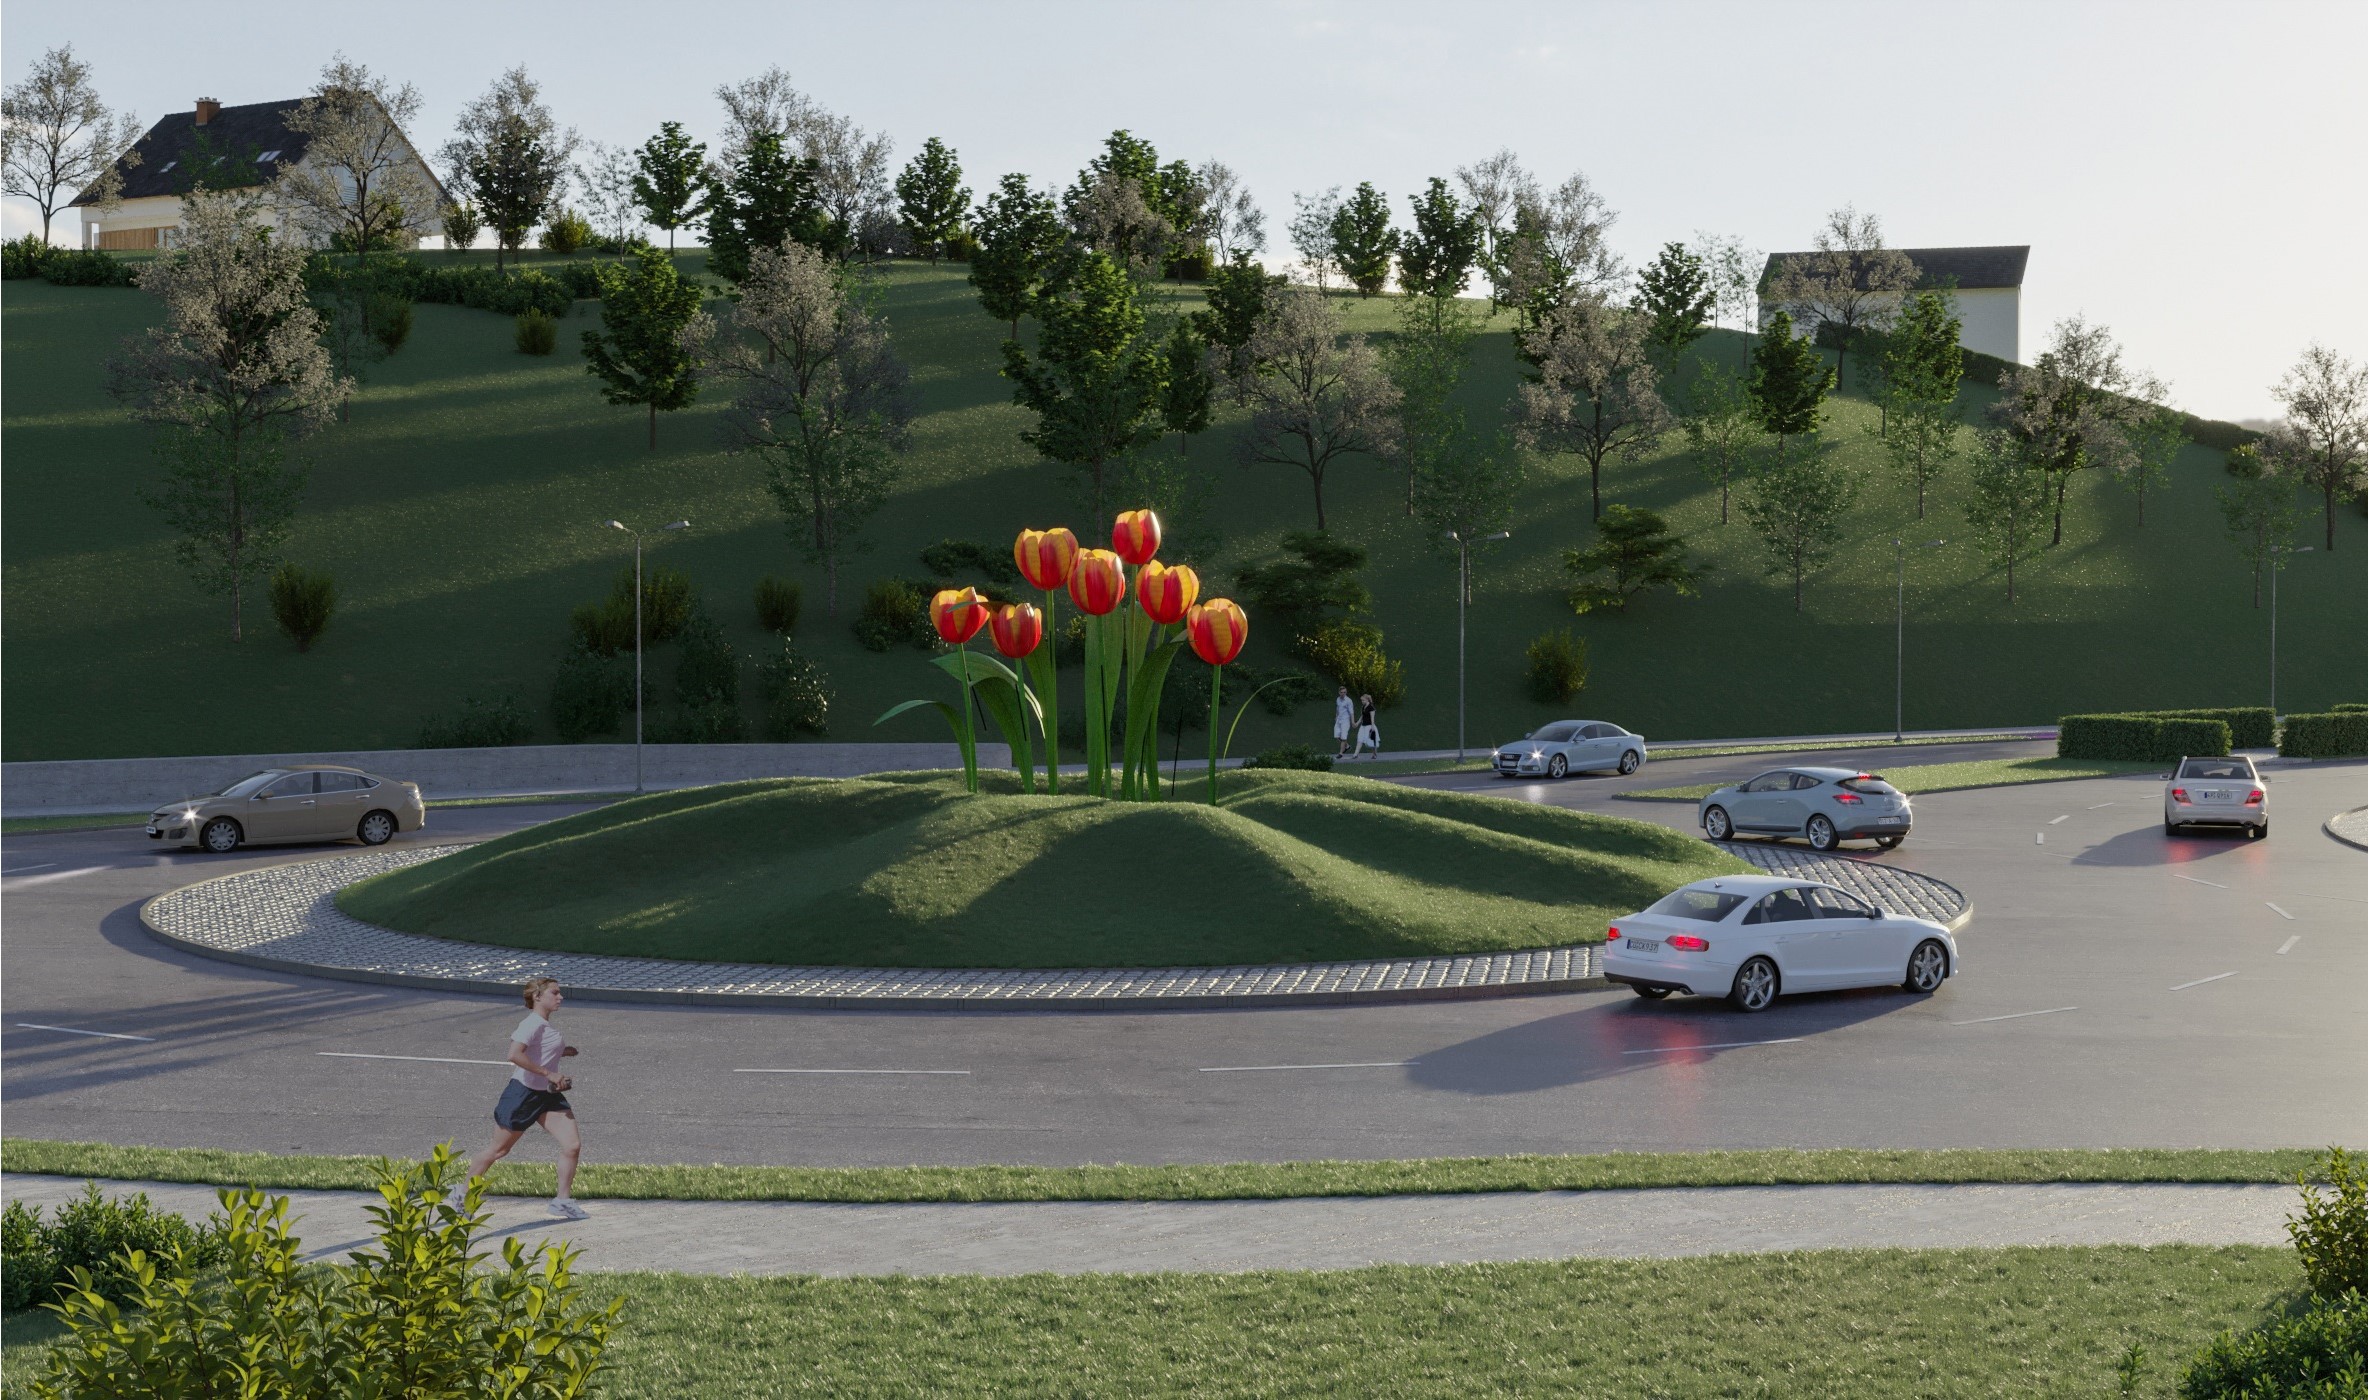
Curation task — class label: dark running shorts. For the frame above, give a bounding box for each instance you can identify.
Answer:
[493,1080,572,1131]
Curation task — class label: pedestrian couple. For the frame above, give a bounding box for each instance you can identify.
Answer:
[1333,686,1381,760]
[447,976,589,1220]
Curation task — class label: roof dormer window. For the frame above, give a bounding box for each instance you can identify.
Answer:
[257,149,282,163]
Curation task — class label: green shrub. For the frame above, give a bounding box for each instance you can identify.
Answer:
[267,563,336,652]
[754,576,803,634]
[648,702,745,743]
[2,1182,230,1313]
[1238,531,1373,644]
[942,226,980,262]
[757,638,832,738]
[2330,703,2368,714]
[853,577,933,652]
[2180,1289,2367,1398]
[569,595,635,656]
[538,208,594,255]
[39,247,138,286]
[416,695,531,748]
[918,537,1022,586]
[675,608,740,709]
[1242,743,1334,772]
[3,233,51,279]
[2058,713,2232,762]
[367,291,414,354]
[1228,664,1325,716]
[2291,1147,2368,1301]
[1525,628,1590,704]
[549,645,633,741]
[440,200,482,250]
[2144,707,2278,749]
[630,564,694,643]
[1164,249,1212,281]
[550,259,614,299]
[2279,712,2368,759]
[2226,442,2266,479]
[515,307,559,354]
[1301,621,1405,708]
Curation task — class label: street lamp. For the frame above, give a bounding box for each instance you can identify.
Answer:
[1893,537,1946,743]
[1447,529,1511,761]
[2268,543,2314,717]
[604,518,690,792]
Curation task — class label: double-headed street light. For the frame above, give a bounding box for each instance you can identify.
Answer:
[1894,537,1946,743]
[604,518,690,792]
[2268,543,2314,716]
[1448,529,1511,761]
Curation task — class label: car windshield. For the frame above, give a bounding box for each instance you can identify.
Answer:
[1648,889,1748,922]
[2178,759,2253,780]
[1533,723,1580,742]
[1839,775,1899,795]
[214,771,284,798]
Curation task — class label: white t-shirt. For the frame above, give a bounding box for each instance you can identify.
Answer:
[511,1012,564,1089]
[1334,695,1355,737]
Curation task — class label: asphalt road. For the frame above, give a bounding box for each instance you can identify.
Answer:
[5,746,2363,1169]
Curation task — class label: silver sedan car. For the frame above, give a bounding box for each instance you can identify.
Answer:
[2165,755,2268,839]
[1492,721,1648,779]
[148,765,426,853]
[1697,767,1913,852]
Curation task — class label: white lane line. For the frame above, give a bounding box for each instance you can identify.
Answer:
[15,1022,157,1042]
[1,863,60,875]
[2087,802,2116,810]
[1198,1061,1418,1073]
[2,866,107,886]
[2171,874,2228,888]
[2170,972,2239,992]
[734,1068,971,1075]
[318,1051,508,1066]
[2048,814,2070,825]
[2276,935,2301,956]
[2266,903,2294,920]
[1953,1006,2077,1025]
[2035,832,2045,844]
[1622,1039,1801,1055]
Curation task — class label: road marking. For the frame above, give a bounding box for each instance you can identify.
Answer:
[2034,832,2044,844]
[1953,1007,2077,1025]
[318,1052,508,1066]
[2277,935,2301,956]
[2048,815,2070,825]
[1,863,60,875]
[15,1022,157,1043]
[1198,1061,1418,1073]
[2087,802,2116,810]
[734,1068,971,1075]
[2170,972,2238,991]
[2266,903,2294,920]
[1622,1039,1801,1055]
[2171,874,2228,888]
[2,866,106,886]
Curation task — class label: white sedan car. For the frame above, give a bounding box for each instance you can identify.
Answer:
[2164,755,2268,839]
[1492,720,1647,779]
[1602,874,1959,1012]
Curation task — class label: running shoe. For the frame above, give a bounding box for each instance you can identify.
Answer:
[547,1199,589,1221]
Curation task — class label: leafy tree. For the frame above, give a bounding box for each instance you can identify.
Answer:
[1748,308,1835,466]
[575,142,642,248]
[1,44,141,242]
[895,136,970,263]
[1195,159,1266,261]
[970,173,1065,338]
[1452,148,1536,311]
[108,195,347,641]
[1875,290,1964,517]
[278,58,439,254]
[1160,319,1213,454]
[1329,182,1397,296]
[440,67,577,273]
[707,131,831,282]
[581,246,704,448]
[1692,231,1763,331]
[440,198,482,251]
[1765,205,1918,391]
[632,121,710,256]
[1194,249,1285,392]
[1989,315,2160,546]
[2214,450,2303,607]
[1235,531,1373,641]
[1513,292,1672,520]
[1064,130,1176,276]
[1741,433,1860,612]
[1387,291,1481,514]
[1682,362,1763,525]
[1396,177,1483,309]
[1637,241,1714,371]
[1497,173,1624,335]
[1411,431,1524,566]
[2267,344,2368,551]
[2117,400,2185,527]
[1002,250,1167,533]
[1229,289,1402,529]
[1961,427,2054,605]
[1288,186,1341,292]
[1563,504,1702,614]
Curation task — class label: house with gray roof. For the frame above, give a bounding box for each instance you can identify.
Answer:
[1761,245,2029,362]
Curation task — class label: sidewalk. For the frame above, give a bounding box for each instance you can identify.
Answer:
[0,1174,2294,1277]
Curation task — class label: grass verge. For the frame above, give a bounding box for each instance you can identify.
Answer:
[1,1140,2321,1204]
[1621,756,2166,802]
[0,1246,2309,1396]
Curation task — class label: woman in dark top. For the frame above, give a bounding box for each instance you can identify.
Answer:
[1354,693,1380,758]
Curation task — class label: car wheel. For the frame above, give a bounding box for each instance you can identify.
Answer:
[1903,939,1948,994]
[1617,749,1641,776]
[1631,985,1673,1000]
[357,810,398,846]
[2164,820,2179,837]
[200,817,243,854]
[1547,754,1567,779]
[1876,834,1905,851]
[1806,814,1839,852]
[2249,822,2267,840]
[1728,957,1778,1012]
[1703,805,1733,841]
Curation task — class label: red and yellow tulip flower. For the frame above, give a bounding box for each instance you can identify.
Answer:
[1186,598,1249,806]
[1013,529,1082,793]
[1136,561,1200,626]
[1110,509,1162,567]
[930,587,991,645]
[988,602,1043,658]
[1014,528,1080,591]
[1067,549,1127,616]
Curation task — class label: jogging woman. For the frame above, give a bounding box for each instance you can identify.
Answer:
[450,976,587,1219]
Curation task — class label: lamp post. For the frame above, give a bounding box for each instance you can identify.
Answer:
[1448,529,1511,761]
[1894,537,1945,743]
[2268,543,2313,717]
[604,518,690,791]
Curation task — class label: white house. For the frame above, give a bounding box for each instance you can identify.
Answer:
[1761,245,2028,363]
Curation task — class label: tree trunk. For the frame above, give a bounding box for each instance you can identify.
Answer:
[648,402,657,450]
[1310,462,1328,531]
[1720,477,1729,525]
[1793,558,1803,612]
[2326,484,2339,550]
[2052,475,2067,546]
[825,551,839,619]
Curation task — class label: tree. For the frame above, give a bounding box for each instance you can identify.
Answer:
[1328,182,1396,296]
[1229,290,1402,529]
[2,44,140,242]
[1692,231,1762,331]
[1563,504,1702,614]
[699,241,915,617]
[895,137,969,263]
[1989,315,2159,546]
[581,246,703,448]
[439,198,481,252]
[1396,177,1483,310]
[1386,291,1481,513]
[1876,290,1965,517]
[277,57,438,254]
[1960,427,2053,605]
[1288,186,1341,292]
[1682,362,1763,525]
[1636,241,1713,371]
[970,173,1064,338]
[797,109,894,258]
[1741,434,1860,612]
[2268,344,2368,551]
[1513,292,1673,520]
[1001,250,1167,533]
[706,131,830,282]
[1765,205,1918,392]
[1747,309,1835,466]
[2214,450,2302,607]
[1194,249,1285,392]
[1411,431,1524,567]
[2118,399,2185,527]
[1160,319,1213,454]
[575,140,642,247]
[108,194,347,640]
[1497,172,1624,330]
[1064,130,1176,277]
[1195,159,1265,262]
[440,67,577,272]
[632,122,709,256]
[1452,148,1537,311]
[1234,531,1373,640]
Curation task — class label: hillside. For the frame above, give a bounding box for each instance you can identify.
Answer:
[3,257,2361,761]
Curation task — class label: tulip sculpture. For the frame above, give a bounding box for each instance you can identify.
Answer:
[1185,598,1249,805]
[987,602,1044,791]
[1013,528,1080,793]
[874,585,1041,795]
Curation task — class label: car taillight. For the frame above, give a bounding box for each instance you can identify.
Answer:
[2170,788,2189,803]
[2245,789,2264,805]
[1833,792,1861,804]
[1606,925,1621,940]
[1668,934,1709,951]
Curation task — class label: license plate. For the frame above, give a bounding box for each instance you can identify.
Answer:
[2199,789,2225,801]
[1625,937,1660,953]
[1878,816,1907,825]
[145,826,159,837]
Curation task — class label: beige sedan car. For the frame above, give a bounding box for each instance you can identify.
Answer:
[148,766,426,853]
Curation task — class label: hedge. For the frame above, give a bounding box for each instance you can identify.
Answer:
[2330,703,2368,714]
[2141,707,2276,749]
[1956,348,2257,454]
[2277,711,2368,760]
[2058,713,2232,762]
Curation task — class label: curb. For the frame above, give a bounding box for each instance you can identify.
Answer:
[2324,806,2368,854]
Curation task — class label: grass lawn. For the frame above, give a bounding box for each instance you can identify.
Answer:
[335,769,1747,967]
[0,1139,2323,1203]
[1622,756,2167,802]
[0,1246,2310,1396]
[6,262,2363,764]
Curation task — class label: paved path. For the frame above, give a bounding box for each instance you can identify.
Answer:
[0,1174,2298,1277]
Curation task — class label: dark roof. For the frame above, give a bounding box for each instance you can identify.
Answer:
[71,98,312,205]
[1763,245,2029,292]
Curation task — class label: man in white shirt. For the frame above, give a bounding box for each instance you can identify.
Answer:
[1334,686,1355,757]
[449,977,588,1220]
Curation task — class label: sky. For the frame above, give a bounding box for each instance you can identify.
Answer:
[7,0,2363,422]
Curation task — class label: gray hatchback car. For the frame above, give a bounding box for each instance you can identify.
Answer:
[1698,767,1913,852]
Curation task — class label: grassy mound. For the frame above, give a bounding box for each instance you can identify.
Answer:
[337,770,1748,968]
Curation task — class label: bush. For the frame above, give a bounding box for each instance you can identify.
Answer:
[754,576,803,634]
[3,233,50,279]
[1228,664,1326,716]
[1300,620,1405,709]
[416,695,531,748]
[1526,628,1590,704]
[367,290,414,354]
[918,537,1022,586]
[440,199,482,250]
[1238,531,1373,645]
[515,307,559,354]
[2,1182,230,1313]
[2058,713,2232,762]
[648,702,745,743]
[853,577,934,652]
[2140,707,2278,749]
[39,247,138,286]
[2280,711,2368,759]
[538,208,594,255]
[1242,743,1334,772]
[942,226,980,262]
[549,645,633,742]
[675,607,740,709]
[267,563,336,652]
[757,638,832,739]
[1164,249,1212,281]
[2290,1147,2368,1301]
[568,596,633,656]
[2180,1290,2367,1398]
[2331,703,2368,714]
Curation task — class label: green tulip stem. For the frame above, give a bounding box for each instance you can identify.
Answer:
[1206,663,1223,806]
[1038,588,1060,796]
[956,640,978,794]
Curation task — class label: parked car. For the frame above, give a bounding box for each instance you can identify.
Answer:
[2164,755,2268,839]
[1603,874,1959,1012]
[1491,721,1648,779]
[1697,767,1912,852]
[148,766,425,853]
